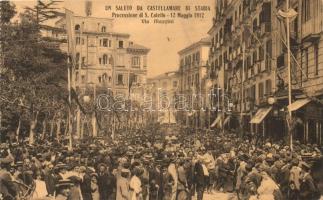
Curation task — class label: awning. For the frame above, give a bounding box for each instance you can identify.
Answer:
[250,107,272,124]
[211,115,222,128]
[287,98,311,112]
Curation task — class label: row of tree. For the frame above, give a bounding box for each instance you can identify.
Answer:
[0,1,69,143]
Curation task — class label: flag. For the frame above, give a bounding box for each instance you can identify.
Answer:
[218,65,225,91]
[65,9,76,66]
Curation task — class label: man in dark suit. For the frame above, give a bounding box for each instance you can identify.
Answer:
[80,166,92,200]
[194,157,206,200]
[97,164,116,200]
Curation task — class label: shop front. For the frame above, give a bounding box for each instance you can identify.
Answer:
[288,98,323,145]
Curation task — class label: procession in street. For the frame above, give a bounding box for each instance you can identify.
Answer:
[2,0,323,199]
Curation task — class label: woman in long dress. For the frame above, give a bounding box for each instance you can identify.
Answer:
[91,173,100,200]
[130,167,143,200]
[32,172,48,199]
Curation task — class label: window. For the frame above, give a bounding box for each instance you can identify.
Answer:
[304,48,309,79]
[76,53,80,65]
[75,72,79,82]
[265,79,272,95]
[253,51,258,64]
[223,51,228,63]
[98,76,102,83]
[99,58,102,65]
[302,0,311,22]
[81,38,85,45]
[117,74,124,85]
[75,24,80,31]
[196,52,200,64]
[76,37,81,45]
[102,73,107,82]
[101,26,106,32]
[82,57,85,64]
[132,57,140,67]
[173,81,178,88]
[119,41,124,48]
[81,75,86,83]
[163,81,167,88]
[103,54,108,65]
[191,75,194,86]
[130,74,138,84]
[259,46,264,61]
[251,85,256,101]
[195,74,199,86]
[102,39,108,47]
[314,43,319,76]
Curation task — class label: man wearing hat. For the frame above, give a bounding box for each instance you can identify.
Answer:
[116,168,130,200]
[299,162,320,200]
[55,180,73,200]
[194,155,207,200]
[0,158,17,199]
[97,163,115,200]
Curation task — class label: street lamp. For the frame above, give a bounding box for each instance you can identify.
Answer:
[267,96,276,105]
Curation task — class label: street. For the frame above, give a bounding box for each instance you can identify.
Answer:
[203,192,234,200]
[200,192,236,200]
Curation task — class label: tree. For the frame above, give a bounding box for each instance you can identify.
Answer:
[0,1,69,143]
[0,1,16,24]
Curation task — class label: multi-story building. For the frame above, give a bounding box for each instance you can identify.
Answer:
[178,37,211,128]
[41,15,150,137]
[208,0,323,144]
[42,15,150,98]
[276,0,323,144]
[147,71,180,123]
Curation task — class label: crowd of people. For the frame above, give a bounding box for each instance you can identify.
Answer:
[1,125,323,200]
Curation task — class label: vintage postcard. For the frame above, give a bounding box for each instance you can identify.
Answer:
[1,0,323,199]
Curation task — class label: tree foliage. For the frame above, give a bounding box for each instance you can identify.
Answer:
[0,1,68,142]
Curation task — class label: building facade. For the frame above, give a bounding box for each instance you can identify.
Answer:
[42,15,150,98]
[208,0,323,144]
[41,15,150,137]
[178,38,211,128]
[147,71,180,123]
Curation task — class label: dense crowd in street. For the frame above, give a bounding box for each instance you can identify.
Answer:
[1,125,323,200]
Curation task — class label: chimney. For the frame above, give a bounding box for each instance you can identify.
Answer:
[85,0,92,16]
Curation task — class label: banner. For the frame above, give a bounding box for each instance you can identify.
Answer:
[65,9,76,67]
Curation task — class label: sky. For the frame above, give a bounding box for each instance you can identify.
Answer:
[12,0,214,77]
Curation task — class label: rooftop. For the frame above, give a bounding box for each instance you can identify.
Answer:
[148,71,179,81]
[178,37,211,55]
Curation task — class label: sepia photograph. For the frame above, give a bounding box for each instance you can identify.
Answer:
[1,0,323,199]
